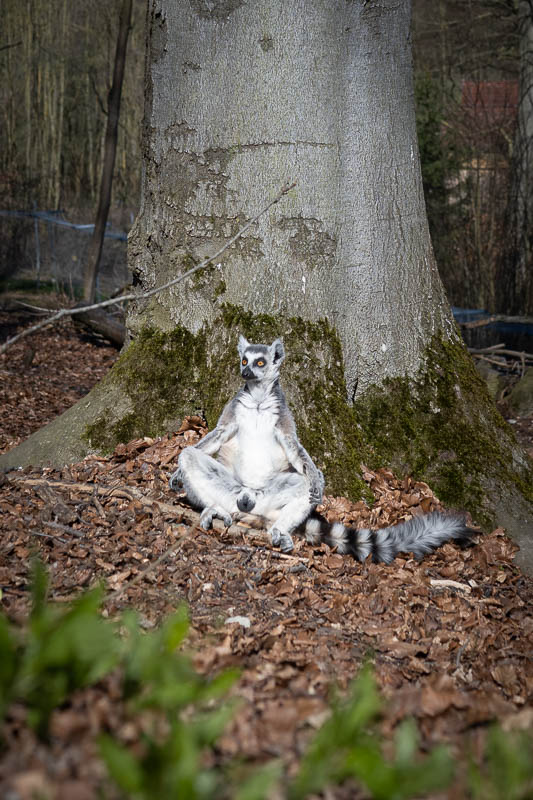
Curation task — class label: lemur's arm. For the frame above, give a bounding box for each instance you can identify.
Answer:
[195,422,237,455]
[170,401,238,490]
[195,401,238,456]
[274,417,324,506]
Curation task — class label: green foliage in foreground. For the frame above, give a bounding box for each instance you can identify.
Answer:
[288,673,452,800]
[0,562,120,733]
[1,564,533,799]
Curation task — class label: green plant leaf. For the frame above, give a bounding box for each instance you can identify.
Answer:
[234,761,283,800]
[99,734,144,795]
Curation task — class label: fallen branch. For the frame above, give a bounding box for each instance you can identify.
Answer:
[9,475,271,545]
[429,578,472,593]
[10,473,275,604]
[71,304,126,347]
[460,313,533,329]
[44,519,86,539]
[468,346,533,375]
[469,346,533,360]
[0,182,296,355]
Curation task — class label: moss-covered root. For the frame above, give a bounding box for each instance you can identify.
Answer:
[354,334,533,532]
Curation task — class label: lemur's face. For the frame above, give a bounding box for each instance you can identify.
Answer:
[237,335,285,382]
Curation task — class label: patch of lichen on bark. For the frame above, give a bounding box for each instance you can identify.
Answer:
[83,323,236,452]
[354,334,533,526]
[84,303,372,501]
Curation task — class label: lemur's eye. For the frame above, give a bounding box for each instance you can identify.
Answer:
[241,358,248,366]
[257,360,265,367]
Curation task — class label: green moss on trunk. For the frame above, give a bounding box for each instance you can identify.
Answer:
[354,335,533,526]
[78,309,532,528]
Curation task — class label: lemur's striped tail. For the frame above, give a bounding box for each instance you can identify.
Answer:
[304,511,476,563]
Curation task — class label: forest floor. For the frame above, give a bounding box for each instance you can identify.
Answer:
[1,310,533,799]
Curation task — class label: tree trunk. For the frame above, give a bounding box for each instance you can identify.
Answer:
[82,0,132,303]
[3,0,533,571]
[499,0,533,314]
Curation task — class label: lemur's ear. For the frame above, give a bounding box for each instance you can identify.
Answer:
[238,334,250,356]
[270,339,285,364]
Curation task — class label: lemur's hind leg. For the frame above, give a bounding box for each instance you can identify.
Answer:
[253,472,313,553]
[172,447,243,529]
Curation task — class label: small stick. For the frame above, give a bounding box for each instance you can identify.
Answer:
[106,536,188,603]
[0,182,296,355]
[429,578,471,593]
[455,639,469,669]
[44,519,85,538]
[470,347,533,360]
[30,530,68,544]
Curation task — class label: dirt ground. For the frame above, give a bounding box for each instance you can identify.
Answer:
[1,311,533,799]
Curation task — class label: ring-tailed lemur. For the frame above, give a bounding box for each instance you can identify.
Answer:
[169,335,475,561]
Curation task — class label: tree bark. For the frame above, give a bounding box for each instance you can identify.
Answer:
[2,0,533,572]
[499,0,533,314]
[82,0,132,303]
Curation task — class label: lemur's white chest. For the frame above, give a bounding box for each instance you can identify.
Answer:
[218,393,289,488]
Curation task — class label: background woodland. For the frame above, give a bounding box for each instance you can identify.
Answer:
[0,0,530,315]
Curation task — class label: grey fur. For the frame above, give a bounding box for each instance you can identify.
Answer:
[169,337,475,560]
[303,510,474,563]
[169,335,324,552]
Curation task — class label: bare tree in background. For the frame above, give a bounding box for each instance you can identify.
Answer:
[411,0,519,312]
[499,0,533,314]
[82,0,132,302]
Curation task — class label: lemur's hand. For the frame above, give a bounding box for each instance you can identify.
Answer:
[309,469,325,507]
[168,466,183,491]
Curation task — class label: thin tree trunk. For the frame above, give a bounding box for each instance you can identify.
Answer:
[53,0,67,209]
[85,10,95,202]
[499,0,533,313]
[82,0,132,302]
[24,0,32,189]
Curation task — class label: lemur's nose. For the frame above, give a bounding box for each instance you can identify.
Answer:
[241,366,254,380]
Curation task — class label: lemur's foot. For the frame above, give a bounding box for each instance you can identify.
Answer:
[168,467,183,491]
[237,490,256,513]
[270,528,294,553]
[199,507,233,530]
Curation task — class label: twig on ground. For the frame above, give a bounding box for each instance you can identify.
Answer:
[14,300,56,314]
[8,475,272,545]
[469,346,533,375]
[44,519,85,538]
[429,578,472,593]
[226,543,309,563]
[455,639,469,669]
[30,530,68,544]
[106,536,188,604]
[0,182,296,355]
[469,346,533,361]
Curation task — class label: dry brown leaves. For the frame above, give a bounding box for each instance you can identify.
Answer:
[0,311,117,454]
[1,315,533,799]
